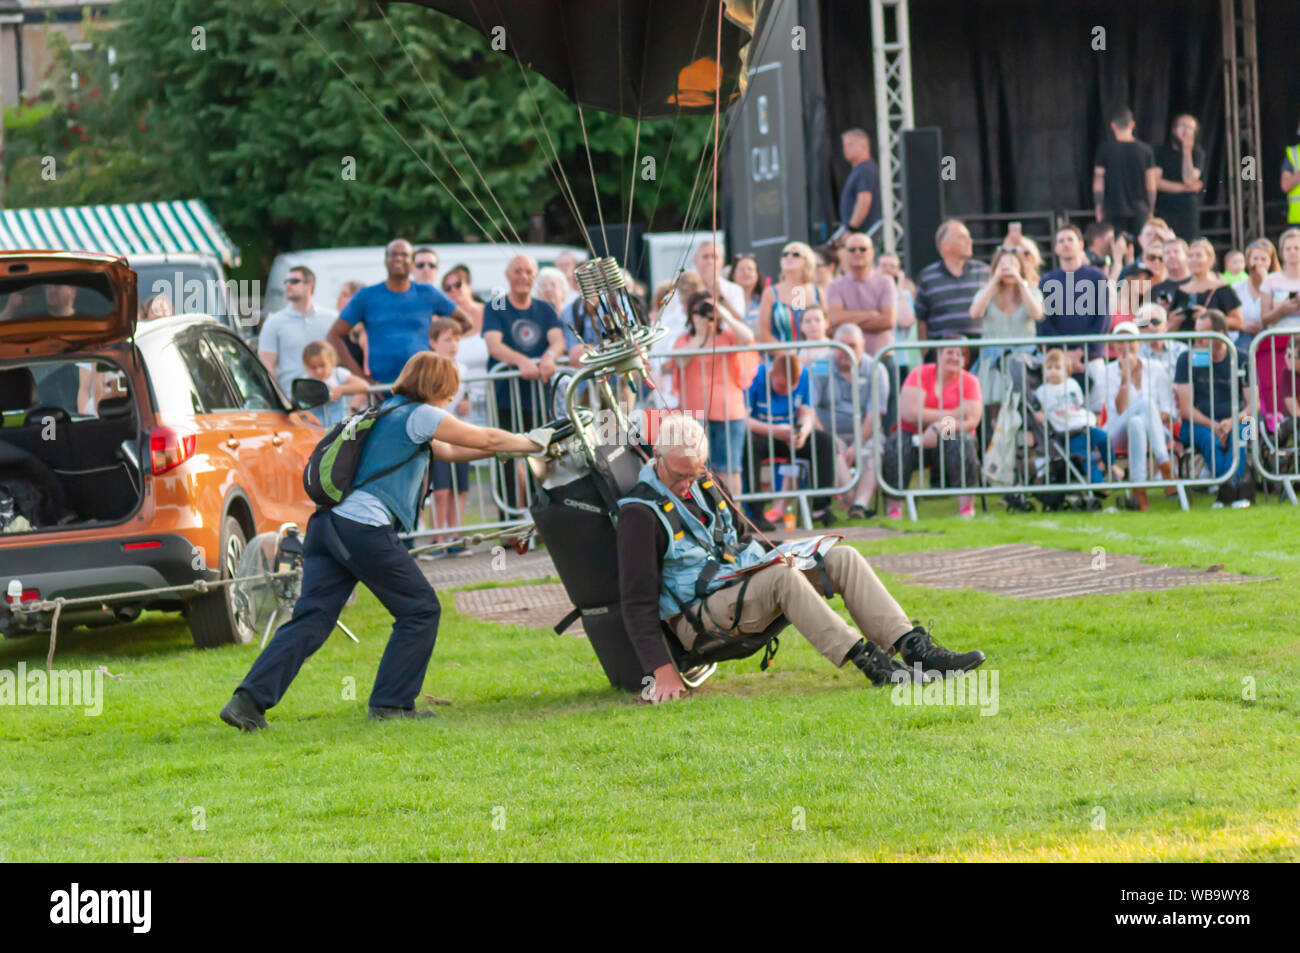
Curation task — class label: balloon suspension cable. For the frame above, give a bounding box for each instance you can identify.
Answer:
[459,2,596,257]
[372,1,523,245]
[705,0,725,437]
[273,0,506,246]
[576,103,610,258]
[340,16,516,246]
[623,112,643,268]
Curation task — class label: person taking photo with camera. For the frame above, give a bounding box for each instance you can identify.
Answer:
[671,291,758,495]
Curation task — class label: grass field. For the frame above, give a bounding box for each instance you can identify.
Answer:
[2,496,1298,862]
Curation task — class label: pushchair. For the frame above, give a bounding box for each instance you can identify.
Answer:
[986,351,1102,512]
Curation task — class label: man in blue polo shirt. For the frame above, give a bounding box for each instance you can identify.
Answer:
[327,238,472,386]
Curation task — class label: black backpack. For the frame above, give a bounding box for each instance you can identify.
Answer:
[302,400,430,509]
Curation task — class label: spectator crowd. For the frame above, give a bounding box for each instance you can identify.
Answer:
[254,112,1300,540]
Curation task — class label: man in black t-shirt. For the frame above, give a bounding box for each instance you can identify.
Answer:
[1093,108,1159,235]
[1151,239,1192,328]
[1154,114,1205,240]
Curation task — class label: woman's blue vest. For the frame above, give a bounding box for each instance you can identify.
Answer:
[351,396,431,532]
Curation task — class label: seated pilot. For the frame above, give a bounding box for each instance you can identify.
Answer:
[617,412,985,703]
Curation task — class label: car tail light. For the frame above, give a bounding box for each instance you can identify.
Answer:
[4,588,40,604]
[150,427,197,474]
[122,540,162,551]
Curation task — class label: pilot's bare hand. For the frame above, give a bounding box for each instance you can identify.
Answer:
[644,663,686,704]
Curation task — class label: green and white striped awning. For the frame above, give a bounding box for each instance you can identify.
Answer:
[0,199,241,267]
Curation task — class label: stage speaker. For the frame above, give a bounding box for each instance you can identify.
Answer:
[584,224,647,285]
[900,127,945,275]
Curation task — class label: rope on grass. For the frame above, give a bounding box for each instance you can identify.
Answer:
[46,598,64,672]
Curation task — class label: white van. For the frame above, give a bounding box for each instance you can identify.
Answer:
[130,252,255,337]
[261,242,588,319]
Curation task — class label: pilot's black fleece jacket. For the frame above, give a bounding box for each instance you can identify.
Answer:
[617,492,754,674]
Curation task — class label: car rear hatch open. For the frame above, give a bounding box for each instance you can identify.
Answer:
[0,252,137,359]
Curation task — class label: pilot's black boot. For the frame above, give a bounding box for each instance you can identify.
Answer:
[846,640,917,687]
[896,625,985,675]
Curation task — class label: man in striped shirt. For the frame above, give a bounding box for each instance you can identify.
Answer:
[913,219,990,340]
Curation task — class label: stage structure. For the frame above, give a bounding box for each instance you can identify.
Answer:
[813,0,1283,259]
[869,0,915,260]
[1221,0,1265,249]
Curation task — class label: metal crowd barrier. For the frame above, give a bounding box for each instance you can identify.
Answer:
[873,331,1245,520]
[355,326,1267,537]
[1248,327,1300,505]
[360,362,609,544]
[640,338,874,529]
[359,338,876,538]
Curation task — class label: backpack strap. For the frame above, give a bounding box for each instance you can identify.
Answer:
[352,443,428,491]
[352,399,430,491]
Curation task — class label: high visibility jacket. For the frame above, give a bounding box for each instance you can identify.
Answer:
[1287,144,1300,224]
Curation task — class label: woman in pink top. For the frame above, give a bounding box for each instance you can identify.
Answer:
[671,291,759,493]
[883,343,983,518]
[1258,229,1300,428]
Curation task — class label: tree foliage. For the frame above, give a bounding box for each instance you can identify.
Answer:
[5,0,714,275]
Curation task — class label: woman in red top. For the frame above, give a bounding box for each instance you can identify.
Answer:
[883,342,983,518]
[671,291,759,493]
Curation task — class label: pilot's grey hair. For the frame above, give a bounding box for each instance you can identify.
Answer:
[654,412,709,461]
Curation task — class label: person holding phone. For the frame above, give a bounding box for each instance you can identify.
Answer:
[1173,239,1243,333]
[969,246,1043,411]
[1083,220,1114,269]
[1151,239,1193,328]
[1230,238,1279,345]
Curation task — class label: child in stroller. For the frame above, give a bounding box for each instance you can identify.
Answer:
[1033,348,1123,485]
[989,349,1114,510]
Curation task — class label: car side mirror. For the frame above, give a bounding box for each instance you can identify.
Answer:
[290,378,330,409]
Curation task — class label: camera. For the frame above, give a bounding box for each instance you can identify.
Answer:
[692,301,716,320]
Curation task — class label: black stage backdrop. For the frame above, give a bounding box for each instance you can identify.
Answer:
[819,0,1300,230]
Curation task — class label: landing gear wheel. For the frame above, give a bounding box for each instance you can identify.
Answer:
[188,516,255,648]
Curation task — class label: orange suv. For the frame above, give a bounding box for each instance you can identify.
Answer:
[0,251,322,647]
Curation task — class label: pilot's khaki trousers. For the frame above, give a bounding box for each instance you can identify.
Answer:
[670,546,913,666]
